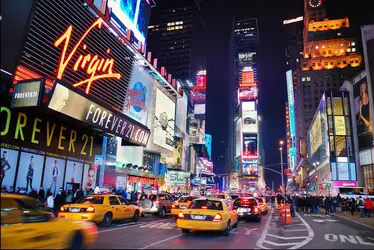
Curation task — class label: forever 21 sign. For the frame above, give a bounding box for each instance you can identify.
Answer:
[48,83,150,147]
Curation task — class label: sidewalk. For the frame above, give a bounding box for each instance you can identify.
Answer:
[333,211,374,229]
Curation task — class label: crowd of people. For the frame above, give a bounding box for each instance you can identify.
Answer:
[269,193,373,218]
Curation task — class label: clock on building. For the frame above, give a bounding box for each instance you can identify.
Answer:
[309,0,322,8]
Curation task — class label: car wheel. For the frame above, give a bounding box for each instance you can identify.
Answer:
[222,221,231,236]
[68,231,83,249]
[256,216,262,223]
[232,220,238,229]
[159,207,166,217]
[182,229,190,234]
[100,212,112,227]
[132,210,139,222]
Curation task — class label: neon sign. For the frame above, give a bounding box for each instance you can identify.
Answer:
[54,18,121,94]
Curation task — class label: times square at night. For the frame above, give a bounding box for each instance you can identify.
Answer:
[1,0,374,249]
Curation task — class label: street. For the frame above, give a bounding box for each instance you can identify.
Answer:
[88,208,374,249]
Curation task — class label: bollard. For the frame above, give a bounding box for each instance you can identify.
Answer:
[282,204,292,224]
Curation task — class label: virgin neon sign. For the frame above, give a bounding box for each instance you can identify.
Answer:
[54,18,121,94]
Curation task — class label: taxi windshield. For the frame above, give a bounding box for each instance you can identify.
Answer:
[178,196,198,203]
[76,196,104,204]
[189,200,223,210]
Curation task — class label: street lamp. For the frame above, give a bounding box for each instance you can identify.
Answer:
[279,140,285,197]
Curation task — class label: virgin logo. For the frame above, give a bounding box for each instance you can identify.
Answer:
[54,18,121,94]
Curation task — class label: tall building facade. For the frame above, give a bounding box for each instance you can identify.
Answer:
[295,0,363,171]
[229,18,261,192]
[147,0,207,86]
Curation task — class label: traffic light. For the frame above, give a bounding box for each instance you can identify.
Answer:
[314,175,318,182]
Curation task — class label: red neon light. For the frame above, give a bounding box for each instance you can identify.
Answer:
[13,66,54,90]
[54,18,121,94]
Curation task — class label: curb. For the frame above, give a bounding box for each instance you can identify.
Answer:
[333,213,374,230]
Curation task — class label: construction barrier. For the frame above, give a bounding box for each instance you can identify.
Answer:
[281,204,292,224]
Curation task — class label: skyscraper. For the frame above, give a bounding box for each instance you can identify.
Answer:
[295,0,363,167]
[147,0,207,87]
[230,17,261,192]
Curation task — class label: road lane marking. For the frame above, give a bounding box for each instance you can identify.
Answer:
[325,234,374,245]
[98,218,173,234]
[289,212,314,249]
[140,234,183,249]
[263,240,297,246]
[244,228,258,235]
[283,229,309,232]
[255,208,273,249]
[267,233,308,240]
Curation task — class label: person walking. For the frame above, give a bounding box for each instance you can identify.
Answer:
[357,196,365,217]
[364,197,373,218]
[38,186,45,203]
[324,197,330,215]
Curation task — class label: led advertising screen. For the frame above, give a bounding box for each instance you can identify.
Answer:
[235,118,242,157]
[308,111,322,156]
[238,52,255,66]
[11,79,44,108]
[108,0,151,43]
[242,71,254,84]
[123,64,154,126]
[354,77,373,150]
[242,134,258,161]
[175,93,188,134]
[242,163,258,176]
[242,109,257,133]
[153,88,175,151]
[238,86,258,101]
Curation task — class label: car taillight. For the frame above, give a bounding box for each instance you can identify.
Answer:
[137,200,140,204]
[213,213,223,221]
[254,207,259,213]
[178,212,184,219]
[86,206,95,213]
[201,206,208,209]
[60,206,65,212]
[156,200,160,205]
[172,204,176,208]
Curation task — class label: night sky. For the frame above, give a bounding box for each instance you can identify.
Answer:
[151,0,373,188]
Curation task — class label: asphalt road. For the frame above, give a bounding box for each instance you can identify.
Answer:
[87,208,374,249]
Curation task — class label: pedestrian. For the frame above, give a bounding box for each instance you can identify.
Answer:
[324,197,330,215]
[53,188,65,216]
[357,196,365,217]
[38,186,45,203]
[351,198,356,215]
[290,196,296,217]
[29,188,38,199]
[364,197,372,218]
[46,188,52,198]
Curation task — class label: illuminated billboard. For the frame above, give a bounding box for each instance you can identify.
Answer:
[242,134,258,161]
[242,163,258,176]
[235,118,242,157]
[238,86,258,101]
[242,71,254,84]
[242,102,257,133]
[238,52,256,66]
[108,0,151,44]
[175,94,188,134]
[308,111,322,156]
[153,88,175,151]
[194,104,206,115]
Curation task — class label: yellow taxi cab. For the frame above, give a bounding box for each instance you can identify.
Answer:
[208,193,233,203]
[1,193,97,249]
[59,194,141,227]
[171,195,201,216]
[176,198,238,236]
[256,197,268,215]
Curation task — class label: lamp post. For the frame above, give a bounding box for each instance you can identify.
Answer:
[279,140,284,197]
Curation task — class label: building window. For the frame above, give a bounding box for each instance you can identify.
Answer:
[302,77,306,82]
[307,77,311,81]
[352,48,356,52]
[351,42,356,46]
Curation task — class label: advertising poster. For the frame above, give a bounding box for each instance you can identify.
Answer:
[123,64,154,126]
[243,163,258,176]
[197,115,206,144]
[16,152,44,192]
[337,162,349,180]
[64,161,83,185]
[43,157,66,195]
[175,94,188,134]
[229,172,239,189]
[354,77,373,149]
[309,112,322,156]
[116,176,127,190]
[11,79,43,108]
[242,110,257,133]
[0,148,18,188]
[153,88,175,151]
[82,163,98,190]
[238,52,255,66]
[242,134,258,161]
[194,104,206,115]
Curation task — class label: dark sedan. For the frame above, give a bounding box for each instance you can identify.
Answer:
[233,197,262,222]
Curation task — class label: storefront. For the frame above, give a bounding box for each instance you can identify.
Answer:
[162,170,191,193]
[1,0,151,194]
